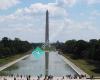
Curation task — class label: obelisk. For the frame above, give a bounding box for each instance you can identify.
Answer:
[45,10,49,44]
[45,10,49,75]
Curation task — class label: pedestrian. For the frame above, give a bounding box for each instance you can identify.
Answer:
[14,77,16,80]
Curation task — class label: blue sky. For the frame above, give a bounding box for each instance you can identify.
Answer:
[0,0,100,42]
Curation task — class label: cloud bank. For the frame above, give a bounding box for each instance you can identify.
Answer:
[0,0,20,10]
[0,0,100,42]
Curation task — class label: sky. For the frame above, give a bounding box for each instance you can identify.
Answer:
[0,0,100,42]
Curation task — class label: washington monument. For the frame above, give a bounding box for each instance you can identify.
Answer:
[45,10,49,75]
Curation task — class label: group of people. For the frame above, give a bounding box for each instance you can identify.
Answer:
[0,74,90,80]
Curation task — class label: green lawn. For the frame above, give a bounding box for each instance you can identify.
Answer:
[0,50,33,67]
[63,53,100,77]
[0,50,33,66]
[0,54,26,67]
[0,54,23,76]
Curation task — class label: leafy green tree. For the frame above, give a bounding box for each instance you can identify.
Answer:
[0,37,33,58]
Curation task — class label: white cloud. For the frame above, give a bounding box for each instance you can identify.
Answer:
[89,10,100,20]
[56,0,100,6]
[91,10,100,16]
[0,0,99,10]
[80,13,85,16]
[55,0,77,7]
[0,0,20,10]
[63,0,77,6]
[0,0,99,42]
[85,0,100,5]
[0,2,67,42]
[57,20,100,41]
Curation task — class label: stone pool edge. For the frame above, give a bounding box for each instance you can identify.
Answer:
[59,54,90,78]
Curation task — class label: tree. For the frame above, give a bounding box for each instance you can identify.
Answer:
[74,40,88,58]
[0,37,33,58]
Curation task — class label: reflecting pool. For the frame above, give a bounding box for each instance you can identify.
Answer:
[1,51,77,76]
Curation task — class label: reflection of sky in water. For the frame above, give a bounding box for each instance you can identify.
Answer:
[2,52,77,76]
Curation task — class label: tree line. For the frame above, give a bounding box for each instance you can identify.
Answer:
[0,37,33,58]
[56,39,100,61]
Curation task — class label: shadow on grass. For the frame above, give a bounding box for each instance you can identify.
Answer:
[92,68,100,73]
[87,60,100,73]
[89,61,100,74]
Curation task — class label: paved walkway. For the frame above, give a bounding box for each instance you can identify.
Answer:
[0,76,92,80]
[0,55,30,71]
[59,54,90,78]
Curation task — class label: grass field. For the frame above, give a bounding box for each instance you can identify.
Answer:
[63,53,100,77]
[0,49,33,66]
[0,50,33,67]
[0,54,26,67]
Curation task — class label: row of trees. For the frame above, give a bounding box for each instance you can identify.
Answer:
[0,37,33,58]
[56,39,100,61]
